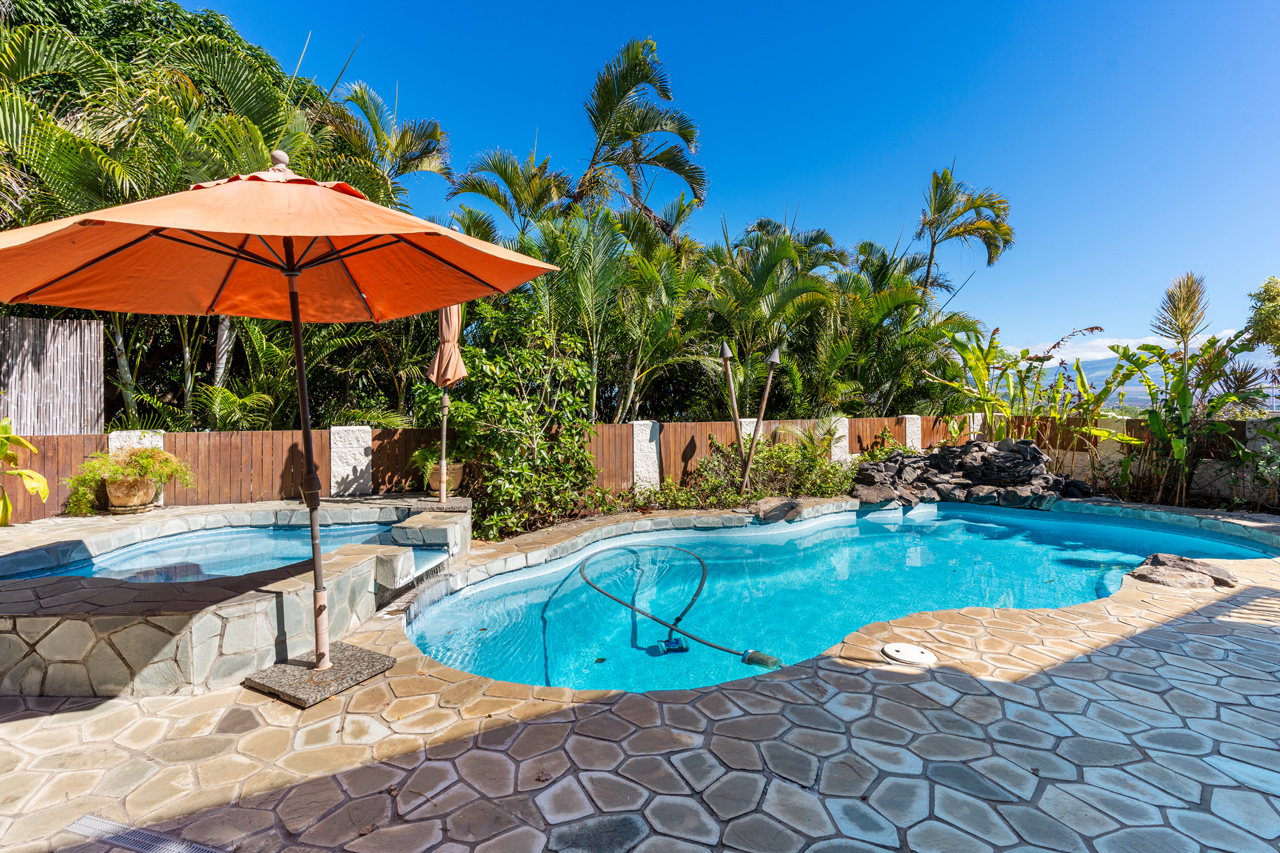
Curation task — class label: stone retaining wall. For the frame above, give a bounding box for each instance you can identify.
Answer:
[0,545,378,696]
[0,498,472,697]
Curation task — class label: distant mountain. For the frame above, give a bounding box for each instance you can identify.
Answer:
[1043,356,1158,409]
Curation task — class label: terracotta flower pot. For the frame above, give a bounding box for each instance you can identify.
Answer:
[105,476,158,514]
[427,462,464,495]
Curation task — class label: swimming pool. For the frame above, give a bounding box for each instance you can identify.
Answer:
[408,505,1274,692]
[11,523,445,583]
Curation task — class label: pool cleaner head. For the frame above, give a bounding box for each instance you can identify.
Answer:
[659,636,689,654]
[741,649,783,670]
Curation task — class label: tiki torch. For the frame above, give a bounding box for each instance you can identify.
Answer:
[741,348,781,493]
[721,341,745,463]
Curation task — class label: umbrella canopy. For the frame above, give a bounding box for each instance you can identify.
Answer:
[426,304,468,389]
[0,153,554,319]
[0,152,554,674]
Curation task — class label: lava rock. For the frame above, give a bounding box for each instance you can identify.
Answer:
[998,486,1039,508]
[967,485,1001,505]
[1063,478,1094,499]
[854,483,901,507]
[1031,492,1059,511]
[1141,553,1237,588]
[751,497,804,524]
[1130,565,1215,589]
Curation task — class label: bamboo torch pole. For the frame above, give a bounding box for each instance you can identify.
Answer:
[741,348,781,493]
[721,342,745,464]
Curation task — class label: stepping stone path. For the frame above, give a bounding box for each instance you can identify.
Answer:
[3,527,1280,852]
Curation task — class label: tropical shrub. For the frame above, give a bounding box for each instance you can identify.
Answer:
[0,417,48,526]
[1109,335,1271,506]
[425,297,599,539]
[636,435,855,510]
[65,447,194,516]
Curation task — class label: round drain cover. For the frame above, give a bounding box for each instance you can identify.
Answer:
[882,643,938,666]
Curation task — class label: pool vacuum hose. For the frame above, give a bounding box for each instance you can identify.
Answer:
[576,545,783,671]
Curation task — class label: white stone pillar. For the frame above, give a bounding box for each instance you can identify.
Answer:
[329,425,373,496]
[831,417,851,463]
[968,413,985,441]
[108,430,166,505]
[903,415,922,451]
[631,421,661,491]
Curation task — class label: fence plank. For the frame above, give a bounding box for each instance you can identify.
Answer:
[589,424,634,492]
[848,417,906,454]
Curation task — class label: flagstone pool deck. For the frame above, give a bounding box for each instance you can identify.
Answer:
[4,507,1280,852]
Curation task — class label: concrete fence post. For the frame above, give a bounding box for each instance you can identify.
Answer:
[903,415,922,451]
[330,425,373,496]
[108,430,166,505]
[831,417,851,463]
[631,421,661,491]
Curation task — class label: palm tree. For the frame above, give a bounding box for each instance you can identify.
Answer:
[448,148,571,241]
[535,209,631,418]
[706,226,829,360]
[571,39,706,223]
[1151,271,1209,362]
[613,247,710,421]
[325,80,451,211]
[915,167,1014,292]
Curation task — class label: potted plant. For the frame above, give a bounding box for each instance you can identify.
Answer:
[66,447,195,516]
[409,444,464,495]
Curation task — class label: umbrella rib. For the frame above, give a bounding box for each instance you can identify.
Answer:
[13,229,162,302]
[390,234,502,294]
[295,235,392,270]
[154,232,279,269]
[206,234,252,315]
[253,234,287,267]
[171,228,280,266]
[325,236,377,322]
[295,236,321,265]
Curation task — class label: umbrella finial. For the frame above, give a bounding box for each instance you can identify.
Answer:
[270,150,290,170]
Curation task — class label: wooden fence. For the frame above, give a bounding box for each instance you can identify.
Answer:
[0,316,104,435]
[371,428,434,493]
[3,434,107,525]
[590,425,634,492]
[21,415,1259,523]
[162,431,331,506]
[659,421,741,482]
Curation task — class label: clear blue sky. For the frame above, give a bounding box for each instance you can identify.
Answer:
[192,0,1280,358]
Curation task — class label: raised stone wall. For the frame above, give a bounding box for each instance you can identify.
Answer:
[0,498,468,697]
[0,546,379,696]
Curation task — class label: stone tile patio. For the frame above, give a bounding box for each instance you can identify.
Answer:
[2,511,1280,853]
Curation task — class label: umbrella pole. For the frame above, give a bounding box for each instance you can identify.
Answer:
[286,265,330,671]
[439,392,450,502]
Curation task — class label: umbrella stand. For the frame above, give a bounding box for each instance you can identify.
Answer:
[285,250,330,671]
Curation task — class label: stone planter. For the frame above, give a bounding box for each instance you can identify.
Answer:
[105,476,158,514]
[427,462,464,495]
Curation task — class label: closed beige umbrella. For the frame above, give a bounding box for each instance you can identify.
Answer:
[425,303,467,501]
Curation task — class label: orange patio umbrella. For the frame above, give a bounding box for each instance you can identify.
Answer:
[0,152,554,673]
[424,303,467,503]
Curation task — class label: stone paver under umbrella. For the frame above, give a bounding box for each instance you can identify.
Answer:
[0,151,554,692]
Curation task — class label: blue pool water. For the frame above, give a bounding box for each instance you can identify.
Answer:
[408,505,1274,692]
[14,523,444,583]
